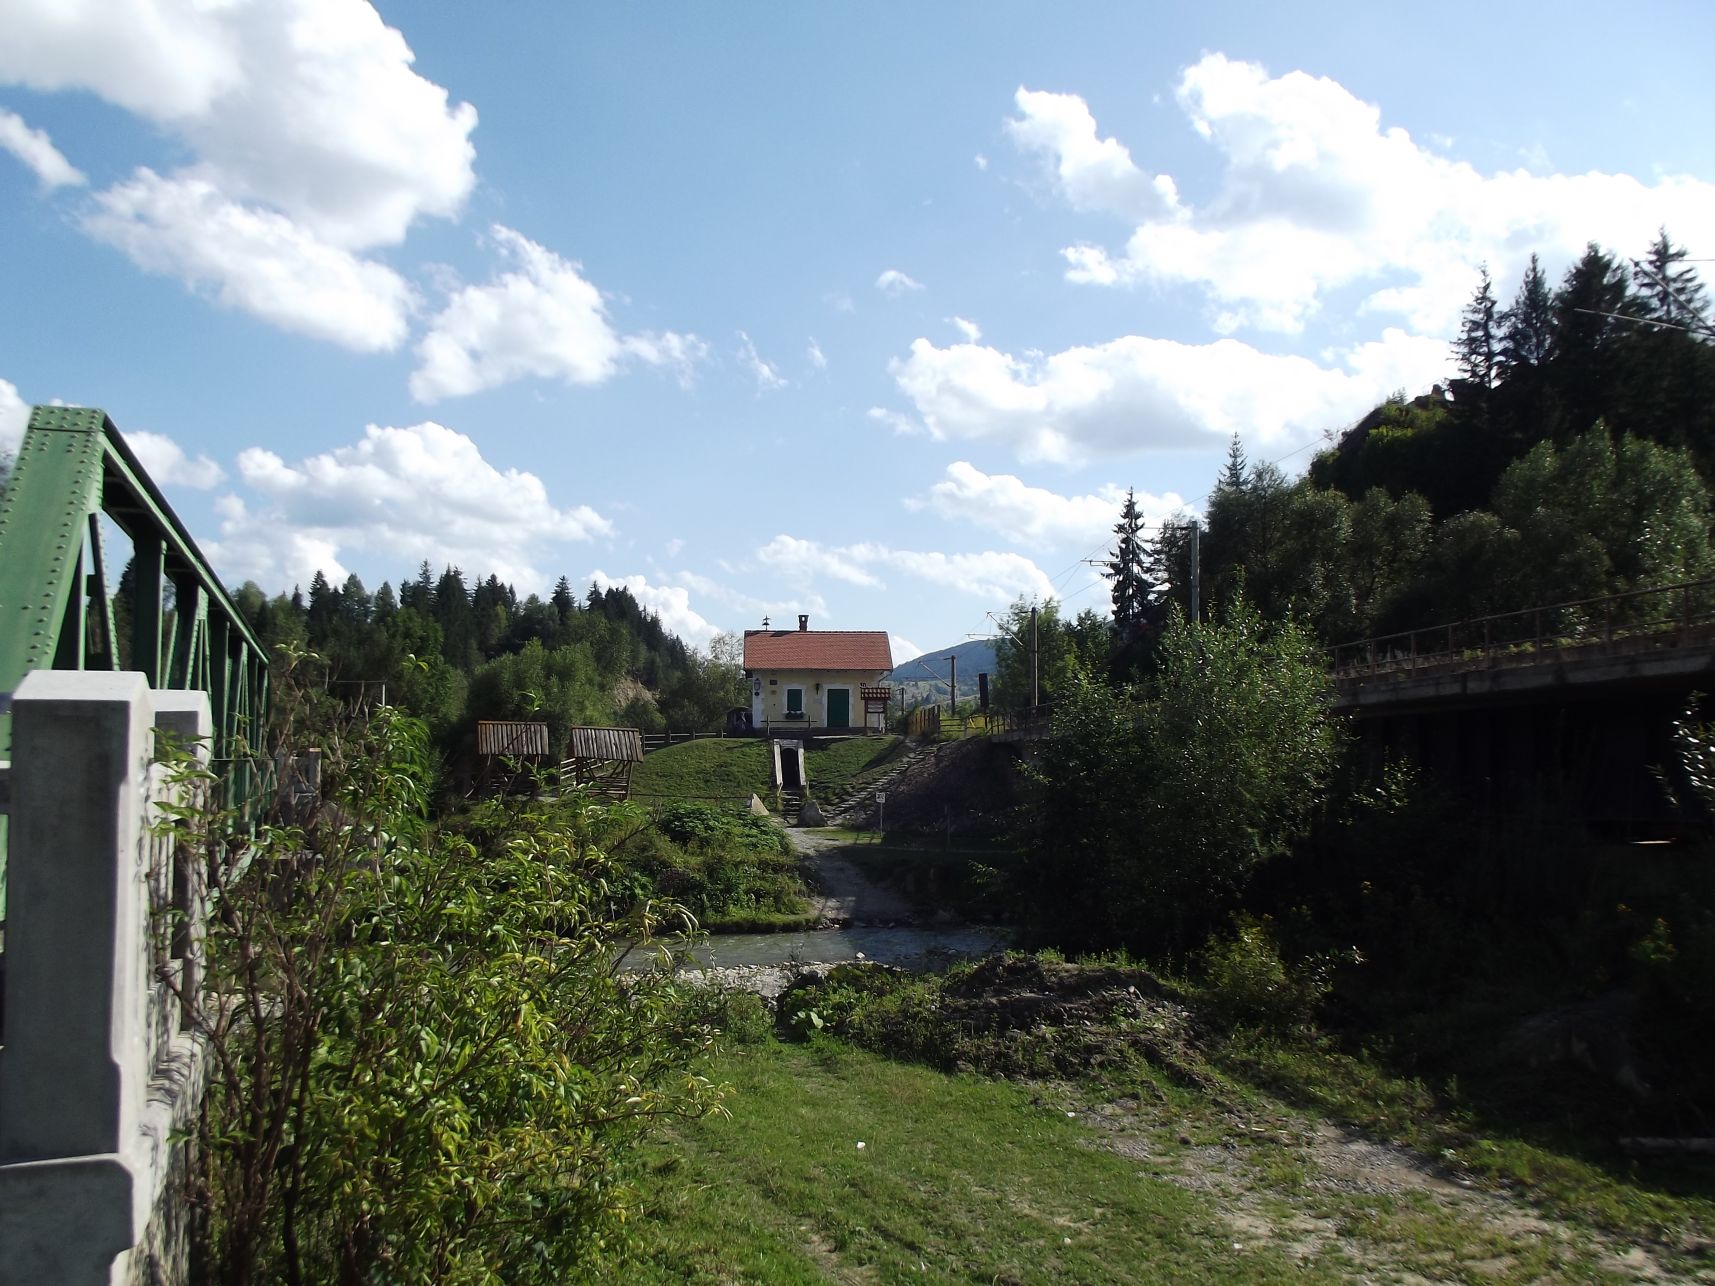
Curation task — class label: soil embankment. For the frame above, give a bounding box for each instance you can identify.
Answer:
[783,825,916,924]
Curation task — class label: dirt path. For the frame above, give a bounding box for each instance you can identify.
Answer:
[782,826,918,925]
[1057,1088,1691,1281]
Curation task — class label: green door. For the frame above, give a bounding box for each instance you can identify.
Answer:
[826,688,850,727]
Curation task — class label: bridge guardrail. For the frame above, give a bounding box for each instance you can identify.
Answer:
[1331,578,1715,680]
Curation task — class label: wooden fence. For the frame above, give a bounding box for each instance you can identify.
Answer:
[904,703,1054,741]
[640,730,726,753]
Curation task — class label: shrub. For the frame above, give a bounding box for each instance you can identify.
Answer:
[1016,599,1341,956]
[593,802,805,925]
[160,705,725,1285]
[654,801,788,857]
[1196,915,1349,1034]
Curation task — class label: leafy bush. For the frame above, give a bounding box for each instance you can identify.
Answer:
[160,705,725,1285]
[1015,599,1341,956]
[703,994,771,1049]
[1196,915,1349,1034]
[597,802,805,927]
[654,801,786,856]
[776,956,1212,1086]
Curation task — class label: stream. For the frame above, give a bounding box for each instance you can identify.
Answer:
[619,924,1010,973]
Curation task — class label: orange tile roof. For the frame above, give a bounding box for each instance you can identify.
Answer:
[743,629,893,672]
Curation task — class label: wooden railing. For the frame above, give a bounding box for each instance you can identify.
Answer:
[639,730,725,753]
[1331,578,1715,679]
[905,702,1055,740]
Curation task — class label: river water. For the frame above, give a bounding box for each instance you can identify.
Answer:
[619,924,1011,972]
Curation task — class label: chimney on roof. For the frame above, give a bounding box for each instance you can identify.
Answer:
[798,614,809,632]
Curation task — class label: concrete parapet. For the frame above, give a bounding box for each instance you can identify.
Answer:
[0,671,212,1286]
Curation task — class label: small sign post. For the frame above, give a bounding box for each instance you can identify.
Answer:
[876,791,887,834]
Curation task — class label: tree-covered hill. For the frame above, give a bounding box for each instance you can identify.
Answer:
[887,638,996,707]
[218,566,746,756]
[1151,230,1715,646]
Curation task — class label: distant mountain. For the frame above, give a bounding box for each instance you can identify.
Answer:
[887,638,996,704]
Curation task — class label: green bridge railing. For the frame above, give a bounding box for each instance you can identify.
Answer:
[0,406,270,922]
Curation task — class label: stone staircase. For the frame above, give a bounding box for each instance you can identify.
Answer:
[821,741,938,826]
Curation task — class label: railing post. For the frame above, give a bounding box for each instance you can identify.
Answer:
[1533,610,1542,651]
[0,672,212,1286]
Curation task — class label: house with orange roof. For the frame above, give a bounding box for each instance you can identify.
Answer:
[742,615,893,732]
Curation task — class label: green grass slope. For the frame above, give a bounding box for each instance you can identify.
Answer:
[629,739,775,805]
[612,1037,1302,1285]
[629,735,904,809]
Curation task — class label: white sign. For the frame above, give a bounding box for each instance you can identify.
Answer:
[875,792,887,804]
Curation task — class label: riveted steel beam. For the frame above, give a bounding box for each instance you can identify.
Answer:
[0,408,272,891]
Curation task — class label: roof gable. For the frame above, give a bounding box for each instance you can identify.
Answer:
[743,629,892,672]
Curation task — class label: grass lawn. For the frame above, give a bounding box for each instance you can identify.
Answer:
[630,738,775,805]
[609,1037,1311,1284]
[804,735,905,798]
[629,736,905,810]
[603,1024,1711,1282]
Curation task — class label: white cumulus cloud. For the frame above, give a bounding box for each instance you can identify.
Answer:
[665,568,827,631]
[0,108,84,188]
[208,420,610,591]
[589,571,717,647]
[758,535,882,588]
[882,329,1446,463]
[0,378,30,455]
[1005,87,1179,221]
[736,331,787,393]
[4,0,476,345]
[758,534,1053,603]
[876,269,925,296]
[85,170,418,350]
[1010,56,1715,335]
[909,462,1187,546]
[411,226,703,400]
[125,429,224,489]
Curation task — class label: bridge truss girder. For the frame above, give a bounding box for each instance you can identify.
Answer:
[0,406,269,781]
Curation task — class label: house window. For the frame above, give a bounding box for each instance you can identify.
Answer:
[785,686,804,717]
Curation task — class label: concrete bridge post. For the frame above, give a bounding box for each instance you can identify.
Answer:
[0,671,212,1286]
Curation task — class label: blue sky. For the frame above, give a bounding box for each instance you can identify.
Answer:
[4,1,1713,661]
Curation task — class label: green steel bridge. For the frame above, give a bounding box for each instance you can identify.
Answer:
[0,406,270,921]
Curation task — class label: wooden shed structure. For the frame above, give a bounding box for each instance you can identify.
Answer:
[472,720,553,796]
[560,726,645,801]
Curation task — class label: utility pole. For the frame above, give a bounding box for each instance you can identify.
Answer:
[946,654,958,719]
[1029,605,1039,708]
[978,607,1043,709]
[1188,520,1201,624]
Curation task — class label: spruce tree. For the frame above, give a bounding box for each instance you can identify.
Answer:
[1455,264,1499,390]
[1632,229,1709,332]
[306,570,339,646]
[551,576,576,622]
[1551,243,1631,361]
[1218,433,1249,490]
[1499,254,1554,374]
[1107,488,1150,628]
[1550,243,1633,434]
